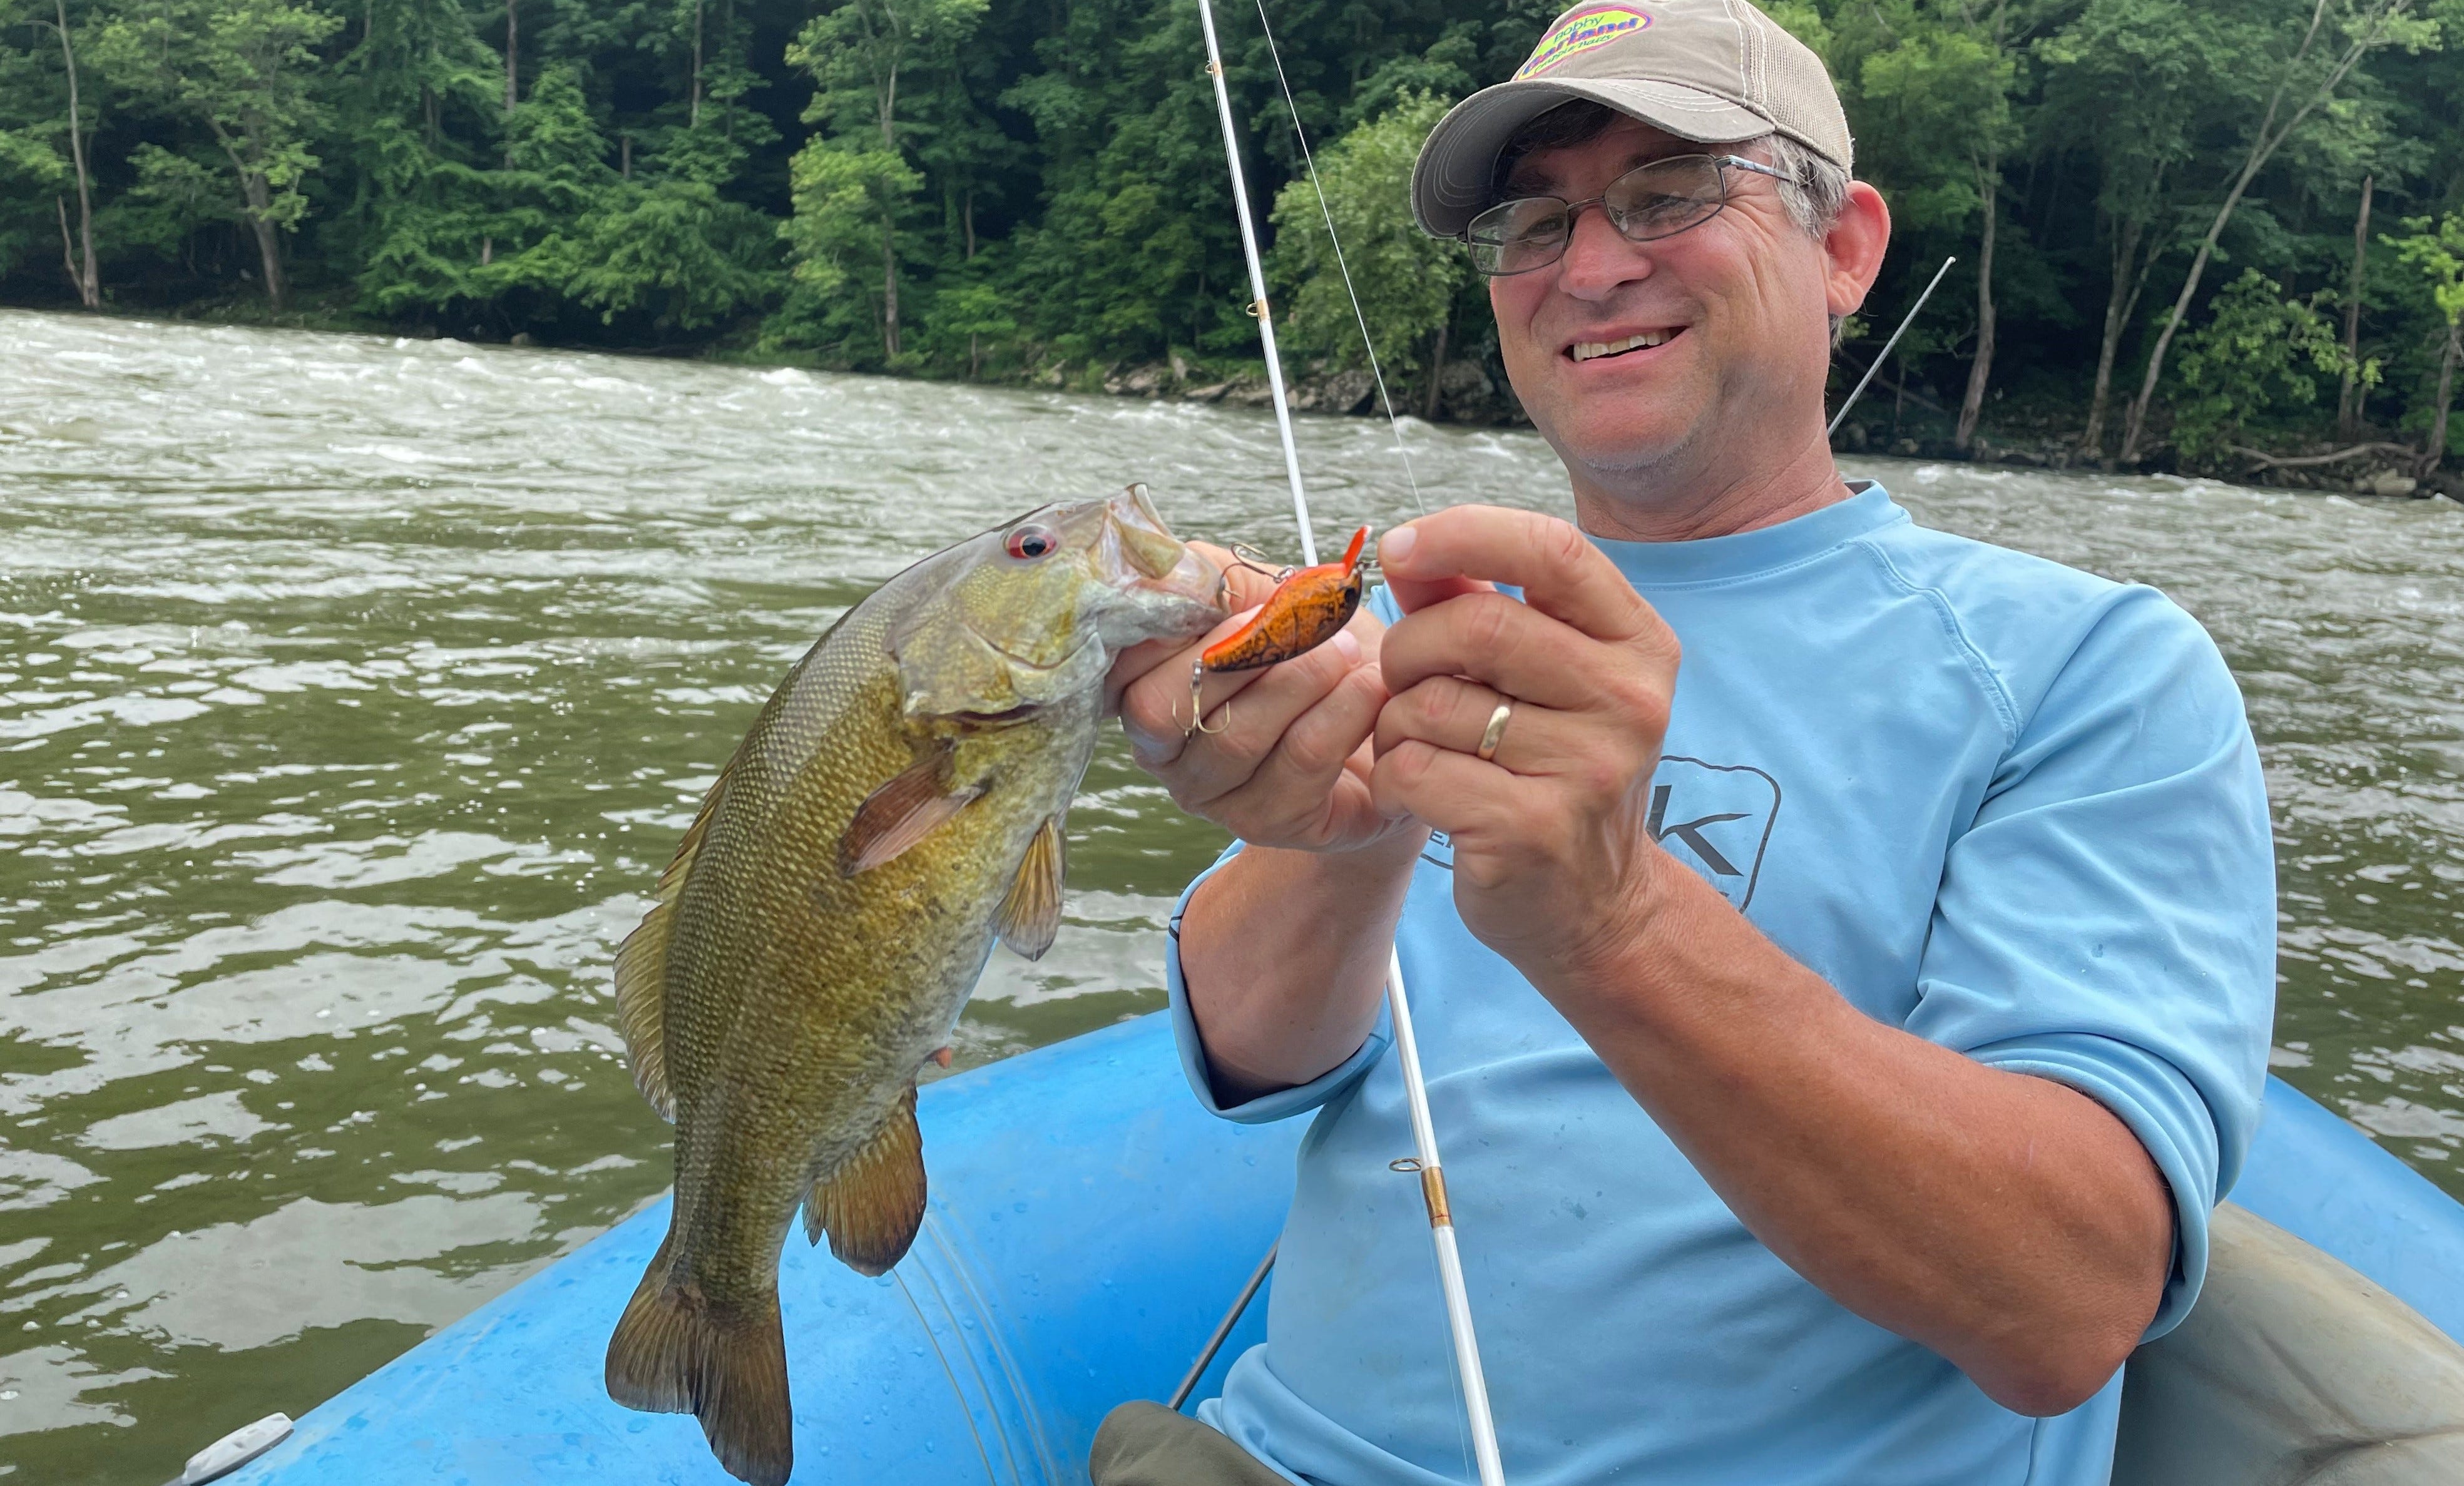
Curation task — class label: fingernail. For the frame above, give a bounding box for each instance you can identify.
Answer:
[1332,629,1362,663]
[1379,526,1417,566]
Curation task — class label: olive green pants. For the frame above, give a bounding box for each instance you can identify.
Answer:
[1089,1401,1291,1486]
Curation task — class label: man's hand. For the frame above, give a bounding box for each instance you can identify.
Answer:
[1111,540,1406,855]
[1371,506,1682,981]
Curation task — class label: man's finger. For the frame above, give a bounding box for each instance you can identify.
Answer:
[1369,738,1522,843]
[1377,593,1607,713]
[1375,675,1578,776]
[1145,625,1368,802]
[1380,506,1657,643]
[1118,614,1270,765]
[1207,663,1387,832]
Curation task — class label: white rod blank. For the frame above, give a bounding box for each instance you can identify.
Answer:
[1192,0,1317,566]
[1386,947,1506,1486]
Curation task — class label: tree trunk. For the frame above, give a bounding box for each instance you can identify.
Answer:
[689,0,703,128]
[501,0,518,169]
[1955,157,1998,453]
[2425,320,2460,479]
[963,190,975,260]
[240,173,288,315]
[1422,313,1449,421]
[53,0,99,309]
[881,213,900,358]
[620,135,631,178]
[2120,0,2385,464]
[2338,173,2373,438]
[2080,213,2149,457]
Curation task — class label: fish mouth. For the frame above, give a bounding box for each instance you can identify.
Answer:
[1107,484,1229,611]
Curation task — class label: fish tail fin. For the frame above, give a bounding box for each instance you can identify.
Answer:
[605,1233,793,1486]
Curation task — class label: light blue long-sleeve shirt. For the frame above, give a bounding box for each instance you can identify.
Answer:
[1165,484,2276,1485]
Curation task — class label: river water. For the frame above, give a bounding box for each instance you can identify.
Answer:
[1,308,2460,1482]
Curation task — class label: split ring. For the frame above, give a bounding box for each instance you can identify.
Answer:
[1475,701,1513,763]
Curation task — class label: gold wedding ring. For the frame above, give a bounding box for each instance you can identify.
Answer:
[1476,701,1513,763]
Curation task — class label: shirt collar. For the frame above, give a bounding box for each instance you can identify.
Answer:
[1587,482,1906,588]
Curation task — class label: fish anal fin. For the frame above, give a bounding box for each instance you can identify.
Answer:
[612,760,738,1121]
[605,1233,793,1486]
[801,1085,926,1276]
[840,742,983,877]
[994,815,1065,960]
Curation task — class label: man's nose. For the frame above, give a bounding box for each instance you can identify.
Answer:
[1555,203,1654,301]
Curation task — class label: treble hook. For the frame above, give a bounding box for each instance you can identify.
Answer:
[1185,658,1230,736]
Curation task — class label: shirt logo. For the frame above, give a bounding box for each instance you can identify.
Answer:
[1516,5,1651,79]
[1414,755,1779,912]
[1646,756,1780,910]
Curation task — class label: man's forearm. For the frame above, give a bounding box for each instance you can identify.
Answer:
[1178,832,1426,1105]
[1542,852,2175,1417]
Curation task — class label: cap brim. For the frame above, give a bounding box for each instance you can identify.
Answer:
[1411,78,1774,237]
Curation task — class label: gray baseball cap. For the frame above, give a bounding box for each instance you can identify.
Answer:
[1411,0,1854,237]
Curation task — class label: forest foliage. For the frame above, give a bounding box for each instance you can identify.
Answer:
[3,0,2461,473]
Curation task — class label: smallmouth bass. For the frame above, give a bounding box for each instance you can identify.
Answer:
[603,485,1226,1486]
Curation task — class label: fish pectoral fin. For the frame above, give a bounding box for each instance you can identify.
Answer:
[839,742,985,877]
[801,1084,927,1276]
[994,815,1065,960]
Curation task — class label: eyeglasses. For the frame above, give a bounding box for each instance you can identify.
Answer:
[1462,154,1789,277]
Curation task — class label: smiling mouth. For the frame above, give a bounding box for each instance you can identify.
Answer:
[1568,329,1680,363]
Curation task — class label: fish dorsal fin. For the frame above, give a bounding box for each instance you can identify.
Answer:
[839,740,985,877]
[611,760,737,1121]
[994,815,1065,961]
[801,1084,926,1276]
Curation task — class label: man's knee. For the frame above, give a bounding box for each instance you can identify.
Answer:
[1090,1401,1289,1486]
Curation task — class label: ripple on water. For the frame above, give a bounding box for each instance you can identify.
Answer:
[3,306,2463,1480]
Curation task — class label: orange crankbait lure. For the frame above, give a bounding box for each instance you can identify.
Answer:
[1185,525,1371,734]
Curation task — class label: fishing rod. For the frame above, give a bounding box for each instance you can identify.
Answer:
[1191,3,1508,1483]
[1195,0,1315,564]
[1828,255,1956,439]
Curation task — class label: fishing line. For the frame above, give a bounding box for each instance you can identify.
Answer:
[1247,0,1428,519]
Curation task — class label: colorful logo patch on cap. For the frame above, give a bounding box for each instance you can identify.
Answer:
[1516,5,1651,78]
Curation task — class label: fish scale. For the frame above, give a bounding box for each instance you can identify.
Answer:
[602,486,1225,1486]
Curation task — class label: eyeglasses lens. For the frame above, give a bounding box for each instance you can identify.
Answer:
[1466,156,1729,276]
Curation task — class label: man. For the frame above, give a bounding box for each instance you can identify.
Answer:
[1097,2,2275,1482]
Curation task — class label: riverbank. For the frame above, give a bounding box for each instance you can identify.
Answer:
[18,295,2460,501]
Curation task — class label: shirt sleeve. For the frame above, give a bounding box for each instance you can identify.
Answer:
[1165,843,1392,1124]
[1904,585,2276,1341]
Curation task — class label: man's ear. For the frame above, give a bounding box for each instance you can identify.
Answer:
[1823,181,1891,321]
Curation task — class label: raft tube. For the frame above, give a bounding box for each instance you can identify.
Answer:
[222,1012,2464,1485]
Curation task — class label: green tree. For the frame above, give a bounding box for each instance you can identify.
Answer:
[1835,0,2050,453]
[91,0,342,312]
[2117,0,2436,462]
[776,138,921,359]
[335,0,504,317]
[1268,91,1468,415]
[2167,267,2363,460]
[924,274,1016,377]
[2037,0,2222,455]
[2389,212,2464,474]
[785,0,987,359]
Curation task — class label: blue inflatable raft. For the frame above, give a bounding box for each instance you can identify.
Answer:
[217,1012,2464,1486]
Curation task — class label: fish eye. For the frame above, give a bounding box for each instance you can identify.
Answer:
[1003,524,1060,561]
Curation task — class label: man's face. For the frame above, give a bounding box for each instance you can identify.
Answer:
[1487,117,1845,494]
